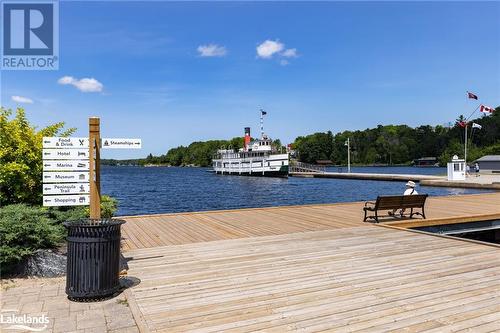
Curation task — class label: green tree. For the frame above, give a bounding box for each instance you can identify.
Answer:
[0,108,75,205]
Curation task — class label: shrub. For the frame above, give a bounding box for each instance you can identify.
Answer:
[0,204,66,273]
[0,107,75,206]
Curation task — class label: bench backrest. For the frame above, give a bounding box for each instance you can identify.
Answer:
[374,194,428,210]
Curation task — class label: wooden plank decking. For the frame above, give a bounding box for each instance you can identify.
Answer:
[124,226,500,332]
[121,192,500,251]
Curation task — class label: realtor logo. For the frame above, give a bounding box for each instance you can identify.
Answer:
[1,0,59,70]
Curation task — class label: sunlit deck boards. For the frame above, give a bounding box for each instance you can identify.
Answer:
[120,192,500,251]
[124,226,500,333]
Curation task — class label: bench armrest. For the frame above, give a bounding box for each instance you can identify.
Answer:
[364,201,376,207]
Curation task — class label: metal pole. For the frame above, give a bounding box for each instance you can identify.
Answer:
[89,117,101,219]
[464,124,468,175]
[260,110,264,139]
[347,137,351,173]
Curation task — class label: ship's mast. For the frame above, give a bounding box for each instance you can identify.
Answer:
[260,109,266,139]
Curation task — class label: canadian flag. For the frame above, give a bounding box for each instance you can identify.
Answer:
[480,105,495,113]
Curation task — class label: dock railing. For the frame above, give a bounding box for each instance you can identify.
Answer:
[289,161,326,174]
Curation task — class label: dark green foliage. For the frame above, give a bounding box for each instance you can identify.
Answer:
[104,137,246,167]
[0,204,65,272]
[0,195,118,273]
[294,131,335,164]
[295,107,500,165]
[0,108,75,206]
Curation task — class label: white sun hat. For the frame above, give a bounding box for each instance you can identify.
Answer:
[405,181,416,188]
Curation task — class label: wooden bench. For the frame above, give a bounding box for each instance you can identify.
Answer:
[363,194,428,223]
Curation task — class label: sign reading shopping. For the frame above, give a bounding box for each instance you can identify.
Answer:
[42,131,142,207]
[1,0,59,70]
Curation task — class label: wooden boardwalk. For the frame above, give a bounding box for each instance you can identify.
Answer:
[120,192,500,251]
[120,192,500,332]
[124,226,500,332]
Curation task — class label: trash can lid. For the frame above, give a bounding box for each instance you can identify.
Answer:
[63,218,126,227]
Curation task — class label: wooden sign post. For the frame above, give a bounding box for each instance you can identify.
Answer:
[43,117,140,212]
[89,117,101,219]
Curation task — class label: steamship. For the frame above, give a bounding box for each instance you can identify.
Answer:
[212,111,289,177]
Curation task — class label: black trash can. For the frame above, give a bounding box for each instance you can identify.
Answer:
[64,219,125,300]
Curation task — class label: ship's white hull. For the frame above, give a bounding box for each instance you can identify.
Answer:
[213,153,289,177]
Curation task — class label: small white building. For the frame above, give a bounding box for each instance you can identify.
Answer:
[474,155,500,174]
[447,155,466,181]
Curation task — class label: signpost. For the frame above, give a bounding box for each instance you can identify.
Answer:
[89,117,101,219]
[42,117,141,220]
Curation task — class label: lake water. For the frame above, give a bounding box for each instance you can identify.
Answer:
[101,166,489,216]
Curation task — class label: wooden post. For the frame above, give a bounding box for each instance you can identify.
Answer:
[89,117,101,219]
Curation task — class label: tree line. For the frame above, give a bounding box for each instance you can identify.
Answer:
[104,107,500,167]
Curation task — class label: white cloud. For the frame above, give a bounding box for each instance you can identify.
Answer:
[11,95,33,104]
[282,48,297,58]
[57,76,103,93]
[197,44,227,57]
[256,40,284,59]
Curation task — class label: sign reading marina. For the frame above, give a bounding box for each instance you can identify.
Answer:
[43,160,89,171]
[102,138,142,149]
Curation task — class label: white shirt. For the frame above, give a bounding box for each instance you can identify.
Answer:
[404,188,418,196]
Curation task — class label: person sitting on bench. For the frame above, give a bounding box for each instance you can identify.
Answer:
[389,181,418,216]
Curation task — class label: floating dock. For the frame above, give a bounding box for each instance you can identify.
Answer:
[289,171,500,189]
[120,193,500,332]
[289,171,444,182]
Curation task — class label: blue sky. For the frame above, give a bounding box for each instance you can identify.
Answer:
[1,1,499,159]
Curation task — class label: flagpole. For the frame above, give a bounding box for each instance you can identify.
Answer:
[464,124,468,174]
[347,137,351,173]
[260,109,264,139]
[466,105,480,122]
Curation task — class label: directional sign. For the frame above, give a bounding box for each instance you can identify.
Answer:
[43,183,90,195]
[43,160,89,171]
[43,195,90,207]
[43,172,89,183]
[43,137,89,149]
[101,138,142,149]
[42,149,89,160]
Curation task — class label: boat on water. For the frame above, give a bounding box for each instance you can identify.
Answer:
[212,111,289,177]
